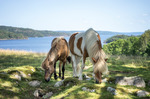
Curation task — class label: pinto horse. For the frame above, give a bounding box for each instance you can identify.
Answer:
[69,28,108,83]
[42,37,71,82]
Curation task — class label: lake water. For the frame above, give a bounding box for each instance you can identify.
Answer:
[0,33,142,53]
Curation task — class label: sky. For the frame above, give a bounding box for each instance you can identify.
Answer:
[0,0,150,32]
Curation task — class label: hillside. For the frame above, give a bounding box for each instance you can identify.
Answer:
[0,49,149,98]
[104,35,130,43]
[0,26,71,40]
[0,25,143,40]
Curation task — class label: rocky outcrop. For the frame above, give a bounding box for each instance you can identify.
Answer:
[115,76,145,87]
[107,87,117,95]
[28,80,41,87]
[137,90,149,97]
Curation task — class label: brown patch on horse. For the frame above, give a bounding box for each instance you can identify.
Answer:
[77,37,83,54]
[92,57,99,64]
[97,34,102,49]
[83,47,89,63]
[69,32,79,56]
[95,71,102,83]
[97,34,101,41]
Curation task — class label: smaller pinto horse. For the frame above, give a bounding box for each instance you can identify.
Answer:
[42,37,71,82]
[69,28,108,84]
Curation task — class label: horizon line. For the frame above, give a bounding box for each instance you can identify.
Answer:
[0,25,145,33]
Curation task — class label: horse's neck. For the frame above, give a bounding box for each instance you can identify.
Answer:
[49,49,58,62]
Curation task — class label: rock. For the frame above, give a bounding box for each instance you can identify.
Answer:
[42,92,53,99]
[102,78,107,83]
[14,74,21,81]
[20,71,27,78]
[86,78,92,81]
[82,87,87,91]
[28,80,41,87]
[137,90,149,97]
[54,80,64,87]
[115,76,145,87]
[66,82,72,87]
[148,80,150,87]
[82,87,95,93]
[107,87,117,95]
[90,89,96,93]
[28,74,31,76]
[31,69,35,72]
[83,74,92,81]
[33,89,44,98]
[34,90,39,97]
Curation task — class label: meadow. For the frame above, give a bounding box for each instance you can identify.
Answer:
[0,49,150,99]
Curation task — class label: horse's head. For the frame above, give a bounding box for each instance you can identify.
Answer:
[92,57,108,84]
[42,56,54,82]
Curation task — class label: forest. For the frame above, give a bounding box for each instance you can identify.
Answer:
[0,26,70,40]
[103,29,150,56]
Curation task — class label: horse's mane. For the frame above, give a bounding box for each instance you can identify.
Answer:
[84,28,105,58]
[84,28,108,74]
[51,36,64,48]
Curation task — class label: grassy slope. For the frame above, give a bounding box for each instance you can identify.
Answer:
[0,49,150,99]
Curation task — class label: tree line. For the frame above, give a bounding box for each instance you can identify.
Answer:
[103,30,150,56]
[0,26,71,40]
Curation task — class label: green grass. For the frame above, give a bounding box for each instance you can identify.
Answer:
[0,49,150,99]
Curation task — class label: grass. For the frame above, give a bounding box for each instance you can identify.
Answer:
[0,49,150,99]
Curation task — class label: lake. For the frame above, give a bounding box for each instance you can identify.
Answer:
[0,33,142,53]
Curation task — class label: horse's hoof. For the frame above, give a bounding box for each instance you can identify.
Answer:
[62,77,64,80]
[96,80,101,84]
[54,76,58,80]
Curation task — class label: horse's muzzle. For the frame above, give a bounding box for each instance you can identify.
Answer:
[45,78,50,82]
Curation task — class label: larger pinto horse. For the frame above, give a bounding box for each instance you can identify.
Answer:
[69,28,108,83]
[42,37,71,82]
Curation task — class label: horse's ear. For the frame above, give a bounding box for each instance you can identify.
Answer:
[105,58,108,62]
[92,57,98,63]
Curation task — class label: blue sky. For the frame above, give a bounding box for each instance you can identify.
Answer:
[0,0,150,32]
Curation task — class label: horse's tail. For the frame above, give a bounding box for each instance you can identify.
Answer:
[67,56,71,63]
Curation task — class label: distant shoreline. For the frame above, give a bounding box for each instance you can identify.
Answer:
[0,37,28,40]
[0,36,70,40]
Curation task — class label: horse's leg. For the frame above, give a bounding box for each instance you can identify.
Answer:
[54,62,58,80]
[71,54,77,77]
[76,56,81,77]
[79,57,85,80]
[62,62,65,80]
[59,61,62,78]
